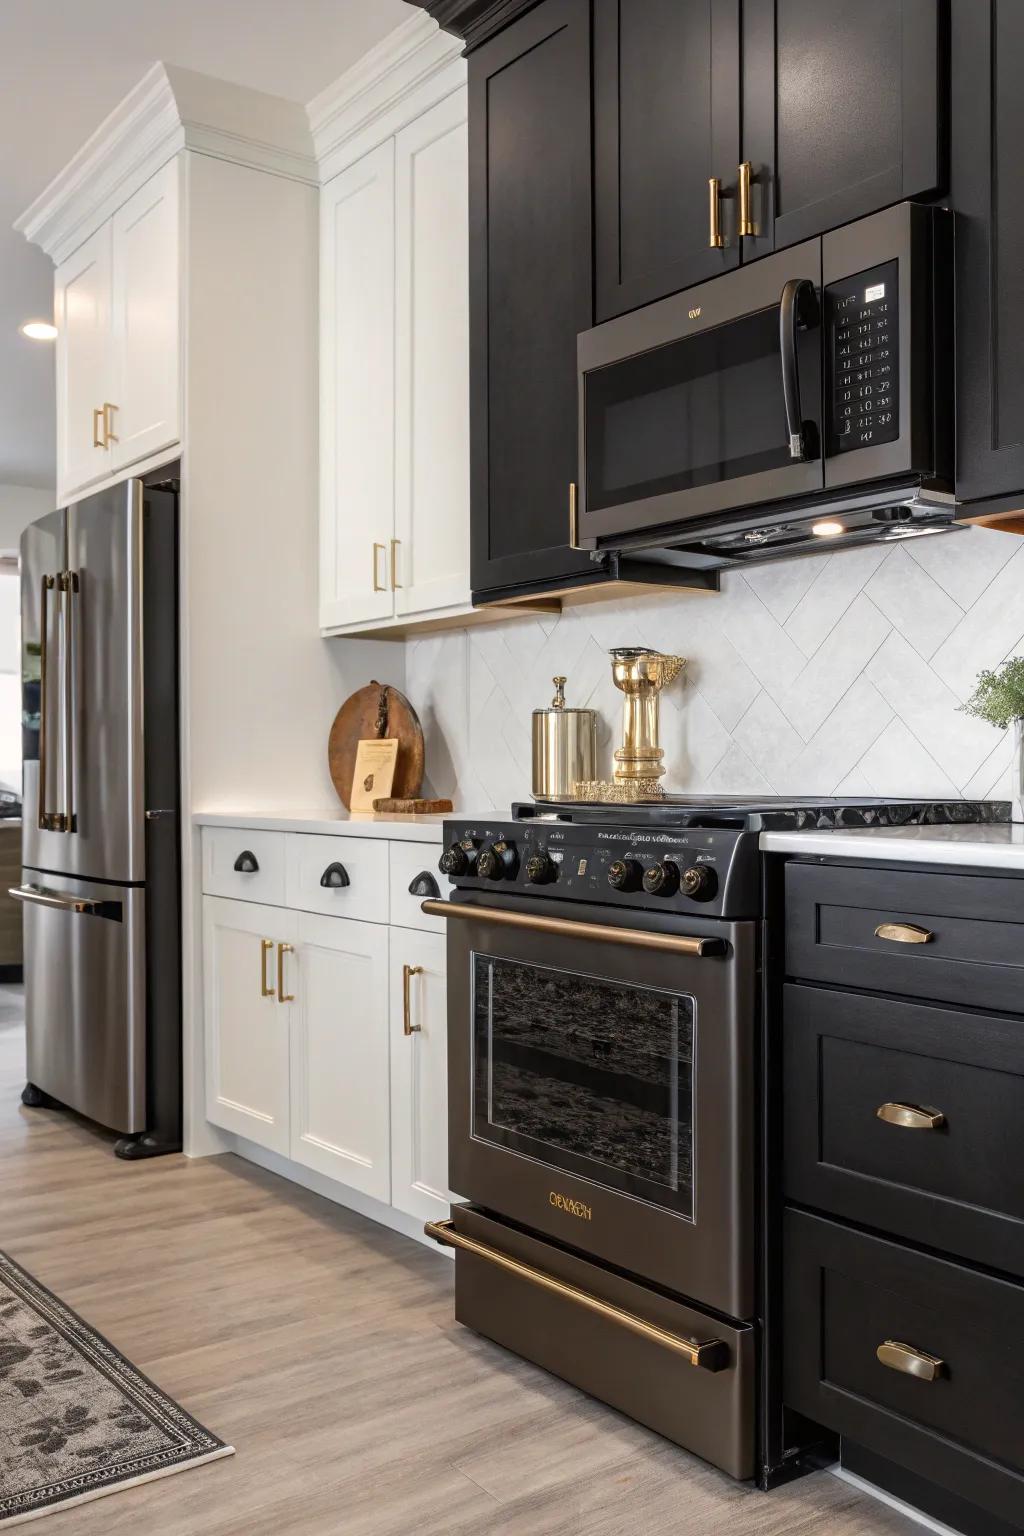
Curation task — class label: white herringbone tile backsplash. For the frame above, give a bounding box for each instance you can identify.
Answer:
[407,526,1024,813]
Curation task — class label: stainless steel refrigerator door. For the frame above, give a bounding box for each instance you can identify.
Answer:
[17,869,146,1133]
[21,508,67,866]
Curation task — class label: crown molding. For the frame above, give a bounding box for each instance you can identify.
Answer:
[307,11,465,180]
[16,63,317,265]
[403,0,541,51]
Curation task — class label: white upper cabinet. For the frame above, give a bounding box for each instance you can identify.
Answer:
[55,225,114,496]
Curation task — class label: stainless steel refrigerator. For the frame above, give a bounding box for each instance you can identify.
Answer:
[16,476,181,1157]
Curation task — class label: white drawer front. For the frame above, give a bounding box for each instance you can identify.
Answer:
[285,833,388,923]
[389,841,445,933]
[202,828,286,906]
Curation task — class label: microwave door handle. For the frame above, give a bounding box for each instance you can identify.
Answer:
[779,278,820,460]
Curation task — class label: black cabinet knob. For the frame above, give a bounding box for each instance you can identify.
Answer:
[233,850,259,874]
[408,871,440,898]
[320,862,350,889]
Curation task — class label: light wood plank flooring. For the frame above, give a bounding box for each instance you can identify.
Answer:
[0,999,919,1535]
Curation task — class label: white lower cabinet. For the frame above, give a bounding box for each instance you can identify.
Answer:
[289,912,390,1200]
[389,927,450,1222]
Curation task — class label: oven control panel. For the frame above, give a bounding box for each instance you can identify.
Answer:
[826,258,898,454]
[437,821,759,920]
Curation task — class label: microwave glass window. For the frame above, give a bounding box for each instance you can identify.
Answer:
[471,954,695,1219]
[585,306,801,513]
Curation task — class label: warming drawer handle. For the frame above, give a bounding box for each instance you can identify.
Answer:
[874,922,933,945]
[9,884,99,915]
[419,900,726,957]
[425,1219,728,1370]
[779,277,820,460]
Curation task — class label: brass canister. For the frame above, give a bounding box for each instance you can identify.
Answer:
[532,676,598,800]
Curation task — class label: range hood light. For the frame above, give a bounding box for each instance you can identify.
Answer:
[811,519,845,537]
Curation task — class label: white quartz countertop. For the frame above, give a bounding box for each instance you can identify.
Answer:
[193,809,447,842]
[760,822,1024,870]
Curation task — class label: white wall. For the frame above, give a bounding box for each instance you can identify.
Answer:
[407,525,1024,813]
[0,482,52,553]
[0,485,49,794]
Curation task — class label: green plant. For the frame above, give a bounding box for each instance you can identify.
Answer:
[959,656,1024,730]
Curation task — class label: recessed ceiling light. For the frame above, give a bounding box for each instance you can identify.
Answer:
[20,320,57,341]
[811,519,845,537]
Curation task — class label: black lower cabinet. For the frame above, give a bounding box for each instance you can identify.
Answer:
[784,1209,1024,1530]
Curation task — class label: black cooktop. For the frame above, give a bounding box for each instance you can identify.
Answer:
[515,796,1010,832]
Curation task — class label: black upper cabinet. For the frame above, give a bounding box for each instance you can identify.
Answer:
[952,0,1024,506]
[743,0,945,258]
[593,0,740,322]
[468,0,595,600]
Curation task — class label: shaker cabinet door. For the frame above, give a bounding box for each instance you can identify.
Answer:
[593,0,740,321]
[55,224,114,499]
[389,928,451,1223]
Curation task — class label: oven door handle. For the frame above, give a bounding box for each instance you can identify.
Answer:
[426,1219,729,1370]
[420,900,727,957]
[779,277,820,460]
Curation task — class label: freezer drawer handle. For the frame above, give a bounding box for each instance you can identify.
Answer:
[233,850,259,874]
[420,900,727,958]
[425,1219,729,1371]
[9,884,100,915]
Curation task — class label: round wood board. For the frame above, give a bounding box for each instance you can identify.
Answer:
[328,682,425,810]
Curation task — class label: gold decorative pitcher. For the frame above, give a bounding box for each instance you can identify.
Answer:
[610,647,685,786]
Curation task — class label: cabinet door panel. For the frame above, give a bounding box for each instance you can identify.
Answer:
[743,0,943,258]
[320,143,396,629]
[594,0,740,320]
[290,913,390,1200]
[469,0,595,598]
[389,928,451,1222]
[111,158,181,469]
[203,896,293,1153]
[394,89,471,618]
[55,225,113,498]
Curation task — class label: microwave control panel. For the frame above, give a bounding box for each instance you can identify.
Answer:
[827,258,899,454]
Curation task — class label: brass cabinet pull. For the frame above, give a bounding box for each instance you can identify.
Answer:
[92,408,105,449]
[874,922,933,945]
[278,942,295,1003]
[390,538,402,589]
[403,963,424,1035]
[877,1101,945,1131]
[102,402,118,445]
[708,177,724,248]
[738,161,755,237]
[420,899,726,957]
[569,481,581,549]
[260,938,275,998]
[372,542,387,592]
[876,1339,945,1383]
[426,1218,729,1370]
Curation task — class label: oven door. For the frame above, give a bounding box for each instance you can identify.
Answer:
[578,239,824,545]
[441,894,755,1320]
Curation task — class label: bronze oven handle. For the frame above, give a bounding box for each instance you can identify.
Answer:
[419,900,726,957]
[425,1219,728,1370]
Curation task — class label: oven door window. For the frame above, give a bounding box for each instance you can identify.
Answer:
[472,955,695,1220]
[585,305,815,513]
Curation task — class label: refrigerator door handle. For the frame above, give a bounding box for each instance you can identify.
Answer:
[59,570,79,833]
[9,883,102,915]
[37,574,63,833]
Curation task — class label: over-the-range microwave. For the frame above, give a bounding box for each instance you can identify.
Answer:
[574,202,955,568]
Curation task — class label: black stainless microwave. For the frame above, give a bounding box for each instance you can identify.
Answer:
[575,203,954,565]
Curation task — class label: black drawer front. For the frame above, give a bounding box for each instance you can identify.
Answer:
[784,983,1024,1278]
[785,862,1024,1011]
[784,1210,1024,1527]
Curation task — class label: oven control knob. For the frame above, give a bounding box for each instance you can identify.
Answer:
[681,865,717,900]
[607,858,642,892]
[478,841,518,881]
[525,851,557,885]
[439,840,475,877]
[642,861,680,897]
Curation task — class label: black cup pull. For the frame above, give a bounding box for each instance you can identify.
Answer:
[233,850,259,874]
[408,871,441,899]
[320,862,350,889]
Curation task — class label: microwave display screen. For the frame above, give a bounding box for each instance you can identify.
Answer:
[827,258,899,454]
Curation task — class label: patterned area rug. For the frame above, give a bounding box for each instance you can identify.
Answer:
[0,1251,233,1527]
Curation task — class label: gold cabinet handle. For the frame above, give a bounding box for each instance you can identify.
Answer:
[877,1101,945,1131]
[874,922,933,945]
[390,538,402,589]
[708,177,724,248]
[278,942,295,1003]
[102,402,118,445]
[92,408,105,449]
[403,963,424,1035]
[372,542,386,592]
[738,161,755,237]
[260,938,275,998]
[876,1339,945,1383]
[569,482,581,549]
[426,1219,729,1370]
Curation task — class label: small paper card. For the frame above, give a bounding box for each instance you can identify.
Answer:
[350,738,399,812]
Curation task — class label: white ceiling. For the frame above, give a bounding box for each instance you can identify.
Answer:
[0,0,413,491]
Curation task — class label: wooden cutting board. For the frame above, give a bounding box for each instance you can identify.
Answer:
[328,682,425,810]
